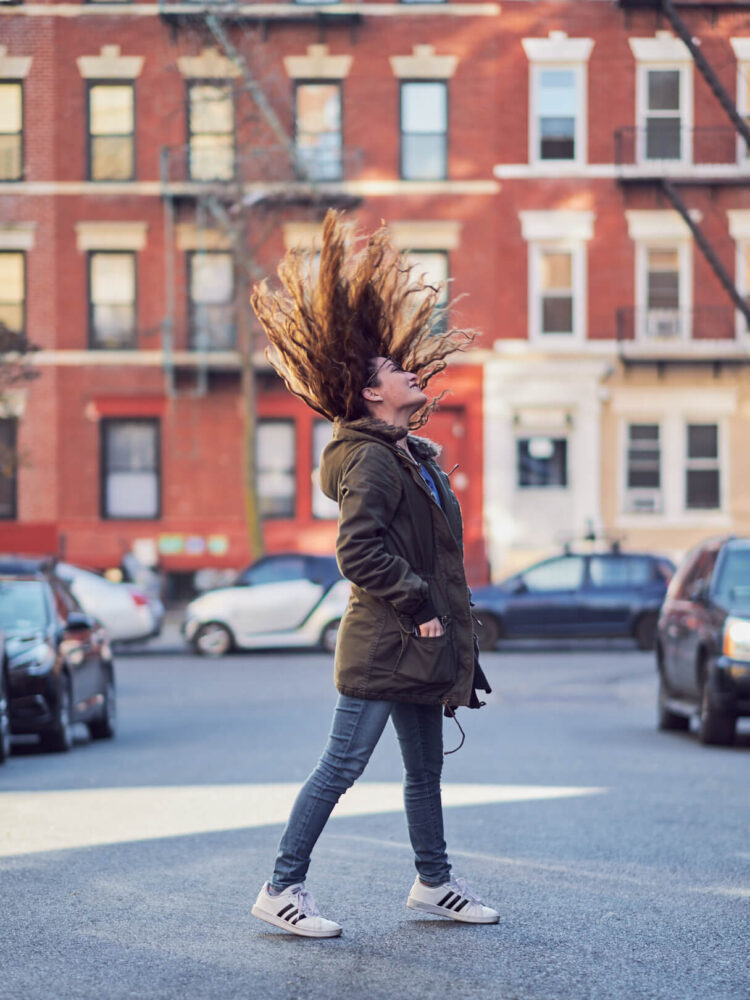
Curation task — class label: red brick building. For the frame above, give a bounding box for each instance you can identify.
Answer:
[1,0,749,594]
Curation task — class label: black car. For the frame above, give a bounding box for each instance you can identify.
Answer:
[0,565,116,755]
[471,548,675,651]
[656,535,750,746]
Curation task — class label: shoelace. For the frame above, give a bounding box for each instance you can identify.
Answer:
[289,884,320,918]
[449,877,483,906]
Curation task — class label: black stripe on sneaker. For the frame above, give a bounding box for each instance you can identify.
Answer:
[437,892,455,907]
[292,914,306,924]
[285,908,298,921]
[445,896,462,910]
[454,898,470,912]
[277,904,294,918]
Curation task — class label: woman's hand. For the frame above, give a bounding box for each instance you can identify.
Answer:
[418,617,444,638]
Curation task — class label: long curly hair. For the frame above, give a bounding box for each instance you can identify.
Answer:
[250,210,476,429]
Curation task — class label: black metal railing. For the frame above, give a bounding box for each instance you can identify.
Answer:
[614,126,747,169]
[160,142,362,189]
[615,305,739,343]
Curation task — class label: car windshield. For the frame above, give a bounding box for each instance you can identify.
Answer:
[714,549,750,609]
[0,580,47,630]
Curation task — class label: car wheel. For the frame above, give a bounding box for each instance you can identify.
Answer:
[635,614,658,651]
[698,679,735,746]
[657,672,689,732]
[320,619,341,654]
[474,613,501,652]
[0,666,11,764]
[193,622,233,657]
[89,677,116,740]
[40,676,74,753]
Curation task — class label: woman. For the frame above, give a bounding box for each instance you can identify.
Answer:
[249,211,495,938]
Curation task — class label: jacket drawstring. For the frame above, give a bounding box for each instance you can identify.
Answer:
[442,702,466,755]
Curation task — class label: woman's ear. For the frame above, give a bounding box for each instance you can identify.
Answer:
[362,387,381,402]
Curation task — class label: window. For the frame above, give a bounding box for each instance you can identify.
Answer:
[522,555,584,592]
[295,83,342,181]
[539,249,573,334]
[188,252,235,350]
[312,419,337,519]
[257,419,295,519]
[534,67,579,161]
[685,423,720,510]
[625,423,661,513]
[715,547,750,607]
[589,556,652,589]
[0,252,25,334]
[640,245,685,339]
[0,418,17,519]
[405,250,449,331]
[89,252,136,349]
[188,82,234,181]
[643,68,682,161]
[88,83,135,181]
[101,419,160,519]
[401,82,447,180]
[517,437,567,488]
[0,82,23,181]
[239,555,308,586]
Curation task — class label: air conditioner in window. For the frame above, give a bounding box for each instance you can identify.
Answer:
[646,310,682,339]
[625,489,663,514]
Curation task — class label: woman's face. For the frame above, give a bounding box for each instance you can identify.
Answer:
[364,356,427,414]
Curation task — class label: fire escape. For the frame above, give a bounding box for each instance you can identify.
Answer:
[155,1,363,555]
[157,0,362,398]
[614,0,750,365]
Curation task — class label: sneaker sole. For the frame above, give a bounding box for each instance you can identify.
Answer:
[251,904,342,938]
[406,898,499,924]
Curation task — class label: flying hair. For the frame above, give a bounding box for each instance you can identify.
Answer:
[250,210,477,429]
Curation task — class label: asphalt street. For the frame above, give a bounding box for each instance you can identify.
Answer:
[1,642,748,1000]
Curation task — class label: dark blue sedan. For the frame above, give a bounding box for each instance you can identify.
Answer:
[471,549,675,650]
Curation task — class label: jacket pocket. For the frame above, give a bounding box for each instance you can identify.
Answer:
[394,629,454,686]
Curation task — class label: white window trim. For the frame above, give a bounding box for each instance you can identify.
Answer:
[76,221,148,252]
[614,388,734,529]
[0,223,35,251]
[284,44,353,81]
[520,211,593,346]
[633,239,692,342]
[77,45,144,80]
[528,61,588,167]
[0,46,32,80]
[683,418,727,515]
[634,60,693,166]
[527,240,587,345]
[733,52,750,164]
[728,207,750,339]
[619,418,664,516]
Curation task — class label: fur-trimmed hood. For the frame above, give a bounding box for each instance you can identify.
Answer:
[330,416,441,461]
[319,416,442,502]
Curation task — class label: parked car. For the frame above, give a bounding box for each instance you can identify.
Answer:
[48,562,155,644]
[656,535,750,746]
[0,568,116,753]
[470,548,675,651]
[183,553,350,656]
[0,556,156,645]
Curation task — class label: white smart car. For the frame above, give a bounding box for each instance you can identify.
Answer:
[182,554,351,656]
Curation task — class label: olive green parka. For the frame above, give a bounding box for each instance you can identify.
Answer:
[320,416,483,709]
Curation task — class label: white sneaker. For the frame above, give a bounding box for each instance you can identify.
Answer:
[251,882,342,938]
[407,875,499,924]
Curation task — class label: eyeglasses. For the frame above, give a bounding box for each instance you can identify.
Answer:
[364,356,406,388]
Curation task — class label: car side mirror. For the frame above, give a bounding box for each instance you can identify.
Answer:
[689,580,709,604]
[511,578,528,595]
[65,611,94,631]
